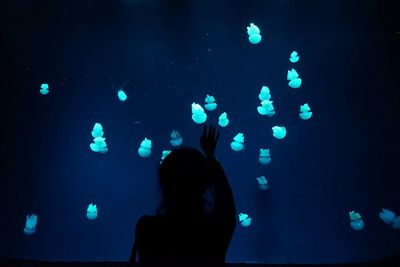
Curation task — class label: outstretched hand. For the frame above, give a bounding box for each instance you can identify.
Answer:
[200,124,220,159]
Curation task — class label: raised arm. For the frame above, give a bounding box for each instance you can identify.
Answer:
[200,125,236,227]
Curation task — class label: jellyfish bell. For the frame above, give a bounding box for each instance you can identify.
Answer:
[117,89,127,101]
[248,34,262,44]
[289,78,302,89]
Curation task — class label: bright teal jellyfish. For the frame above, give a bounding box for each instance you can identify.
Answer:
[256,176,269,191]
[24,214,37,235]
[290,51,299,63]
[169,130,183,146]
[258,85,271,101]
[40,83,49,95]
[272,126,286,139]
[231,133,245,151]
[379,208,396,224]
[299,103,312,120]
[349,211,364,231]
[191,103,207,124]
[287,68,302,89]
[289,78,302,89]
[91,123,104,138]
[87,203,98,220]
[138,138,152,158]
[218,112,229,127]
[257,100,275,117]
[90,137,108,153]
[238,213,252,227]
[247,23,262,44]
[204,95,217,111]
[160,150,171,163]
[287,69,299,81]
[259,148,271,165]
[393,217,400,230]
[117,89,127,101]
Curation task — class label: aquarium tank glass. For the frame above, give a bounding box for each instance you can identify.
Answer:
[1,0,399,264]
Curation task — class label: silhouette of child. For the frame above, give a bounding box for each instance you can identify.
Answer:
[129,125,236,266]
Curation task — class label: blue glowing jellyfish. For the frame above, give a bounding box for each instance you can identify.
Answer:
[191,103,207,124]
[24,214,38,235]
[257,100,275,117]
[87,204,98,220]
[138,138,152,158]
[289,78,302,89]
[231,133,245,151]
[258,85,271,101]
[287,69,299,81]
[238,213,252,227]
[160,150,171,163]
[290,51,299,63]
[247,23,262,44]
[40,83,49,95]
[256,176,269,191]
[218,112,229,127]
[349,211,364,231]
[272,126,286,139]
[393,217,400,230]
[379,208,396,225]
[287,68,302,89]
[91,123,104,138]
[117,89,127,102]
[169,130,183,146]
[90,137,108,153]
[259,148,271,165]
[204,95,217,111]
[299,103,312,120]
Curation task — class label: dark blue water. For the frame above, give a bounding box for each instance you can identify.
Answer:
[1,0,399,264]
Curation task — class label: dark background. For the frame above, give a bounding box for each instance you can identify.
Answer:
[0,0,399,264]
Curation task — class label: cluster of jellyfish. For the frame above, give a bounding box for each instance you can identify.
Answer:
[191,94,229,127]
[30,22,397,236]
[347,208,400,231]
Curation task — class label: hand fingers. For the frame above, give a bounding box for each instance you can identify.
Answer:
[202,124,207,136]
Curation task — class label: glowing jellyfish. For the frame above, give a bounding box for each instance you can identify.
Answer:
[257,100,275,117]
[91,123,104,138]
[218,112,229,127]
[256,176,269,191]
[117,89,127,101]
[87,203,98,220]
[379,208,396,224]
[40,83,49,95]
[230,133,245,151]
[259,148,271,165]
[169,130,183,146]
[290,51,299,63]
[191,103,207,124]
[299,103,312,120]
[160,150,171,163]
[272,126,286,139]
[247,23,262,44]
[90,137,108,153]
[258,85,271,101]
[287,68,302,89]
[289,78,302,89]
[138,138,152,158]
[24,214,37,235]
[238,213,252,227]
[349,211,364,231]
[287,69,299,80]
[393,217,400,230]
[204,95,217,111]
